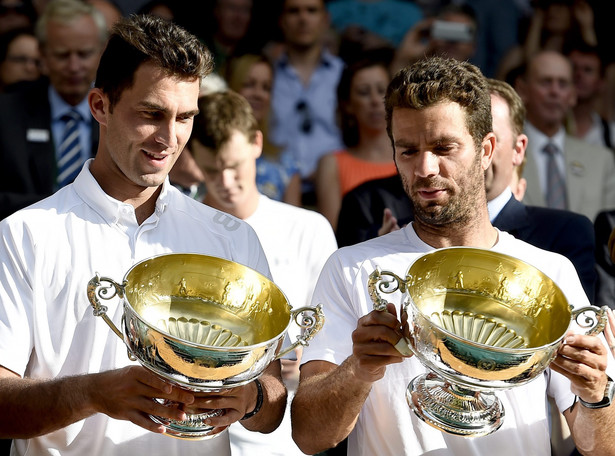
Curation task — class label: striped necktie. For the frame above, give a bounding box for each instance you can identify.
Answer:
[57,109,83,188]
[543,142,568,210]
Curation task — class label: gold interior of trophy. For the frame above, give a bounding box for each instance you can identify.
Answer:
[407,248,571,349]
[123,254,291,348]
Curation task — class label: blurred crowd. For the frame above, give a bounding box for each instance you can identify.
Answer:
[1,0,615,454]
[1,0,614,214]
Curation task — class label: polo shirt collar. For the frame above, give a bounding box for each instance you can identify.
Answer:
[74,159,171,225]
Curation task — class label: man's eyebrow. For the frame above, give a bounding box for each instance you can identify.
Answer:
[138,101,166,111]
[433,135,460,145]
[137,102,199,117]
[394,139,416,149]
[394,135,460,148]
[394,139,416,148]
[182,109,200,118]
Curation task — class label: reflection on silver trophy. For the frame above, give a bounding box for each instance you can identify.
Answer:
[87,253,324,440]
[368,247,607,437]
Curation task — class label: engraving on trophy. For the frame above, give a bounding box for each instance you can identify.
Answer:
[179,278,188,296]
[454,271,464,289]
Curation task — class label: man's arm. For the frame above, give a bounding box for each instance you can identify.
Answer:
[553,333,615,455]
[291,304,405,454]
[0,364,196,438]
[0,359,287,439]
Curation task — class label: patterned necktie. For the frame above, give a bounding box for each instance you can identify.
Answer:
[543,142,568,210]
[57,109,83,188]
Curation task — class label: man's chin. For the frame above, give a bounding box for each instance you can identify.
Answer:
[136,173,167,188]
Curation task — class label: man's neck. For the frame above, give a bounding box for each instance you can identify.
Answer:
[413,211,498,250]
[129,192,160,225]
[286,44,323,86]
[526,115,561,138]
[89,155,161,225]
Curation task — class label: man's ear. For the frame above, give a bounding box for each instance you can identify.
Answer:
[88,88,108,126]
[254,130,263,159]
[513,133,528,166]
[481,132,496,171]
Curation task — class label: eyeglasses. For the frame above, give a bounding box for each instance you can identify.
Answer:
[296,100,312,134]
[6,55,40,66]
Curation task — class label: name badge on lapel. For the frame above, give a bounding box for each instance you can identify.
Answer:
[569,161,585,177]
[26,128,50,143]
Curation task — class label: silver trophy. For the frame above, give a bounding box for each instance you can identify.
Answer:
[368,247,606,437]
[87,253,323,440]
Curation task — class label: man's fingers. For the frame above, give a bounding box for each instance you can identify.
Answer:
[126,411,168,434]
[353,319,402,346]
[360,307,400,330]
[561,333,607,356]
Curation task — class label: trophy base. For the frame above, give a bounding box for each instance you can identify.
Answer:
[406,372,504,437]
[150,404,228,440]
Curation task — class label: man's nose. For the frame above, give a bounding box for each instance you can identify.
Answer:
[155,120,178,149]
[415,151,439,178]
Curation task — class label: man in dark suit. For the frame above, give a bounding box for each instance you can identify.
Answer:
[336,174,412,247]
[336,78,597,303]
[0,0,107,220]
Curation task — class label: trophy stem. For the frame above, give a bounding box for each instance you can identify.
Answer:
[150,399,229,440]
[406,372,504,437]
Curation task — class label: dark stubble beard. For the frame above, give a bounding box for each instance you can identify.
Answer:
[401,151,486,228]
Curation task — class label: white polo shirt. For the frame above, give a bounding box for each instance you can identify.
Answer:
[0,160,270,456]
[302,225,611,456]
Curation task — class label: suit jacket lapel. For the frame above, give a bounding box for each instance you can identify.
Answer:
[492,195,531,236]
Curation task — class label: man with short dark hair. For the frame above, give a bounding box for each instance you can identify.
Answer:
[291,56,615,456]
[0,14,286,456]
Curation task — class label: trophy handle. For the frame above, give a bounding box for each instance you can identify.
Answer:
[87,273,125,340]
[571,305,609,336]
[368,268,407,311]
[276,304,325,359]
[368,268,414,356]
